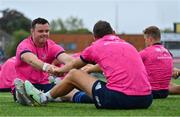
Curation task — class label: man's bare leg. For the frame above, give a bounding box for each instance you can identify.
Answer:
[169,81,180,94]
[50,69,98,98]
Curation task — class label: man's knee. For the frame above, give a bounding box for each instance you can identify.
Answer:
[68,69,80,76]
[67,69,82,81]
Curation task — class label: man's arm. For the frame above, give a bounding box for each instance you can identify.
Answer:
[81,64,102,73]
[53,57,86,76]
[21,52,57,72]
[172,67,180,79]
[56,53,75,65]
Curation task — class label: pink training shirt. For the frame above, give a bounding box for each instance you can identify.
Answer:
[0,57,16,89]
[81,34,151,96]
[139,44,173,90]
[15,36,64,84]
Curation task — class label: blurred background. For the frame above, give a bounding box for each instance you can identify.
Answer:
[0,0,180,67]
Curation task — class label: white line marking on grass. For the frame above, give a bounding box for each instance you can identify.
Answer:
[168,95,180,98]
[0,95,12,98]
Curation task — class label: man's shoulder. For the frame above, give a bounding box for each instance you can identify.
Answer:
[19,36,31,43]
[139,47,151,56]
[46,39,64,50]
[16,37,33,51]
[18,38,31,47]
[143,46,154,51]
[47,39,56,45]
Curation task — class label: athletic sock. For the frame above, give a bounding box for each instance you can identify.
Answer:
[52,97,62,102]
[45,91,54,101]
[40,93,48,103]
[45,91,62,102]
[72,91,93,103]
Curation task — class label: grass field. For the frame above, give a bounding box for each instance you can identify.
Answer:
[1,79,180,116]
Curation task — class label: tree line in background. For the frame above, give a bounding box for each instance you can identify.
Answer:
[50,16,91,34]
[0,9,91,58]
[0,9,174,59]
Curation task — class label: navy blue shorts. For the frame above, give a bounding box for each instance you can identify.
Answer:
[92,80,153,109]
[0,88,11,92]
[152,90,169,99]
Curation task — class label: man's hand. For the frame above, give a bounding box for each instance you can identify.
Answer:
[81,64,102,73]
[81,64,95,73]
[47,65,64,77]
[172,67,180,79]
[46,64,62,76]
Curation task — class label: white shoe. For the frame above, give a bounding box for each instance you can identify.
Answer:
[24,80,47,105]
[14,78,34,106]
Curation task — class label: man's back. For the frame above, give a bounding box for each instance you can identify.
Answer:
[140,44,173,90]
[0,57,16,89]
[81,35,151,95]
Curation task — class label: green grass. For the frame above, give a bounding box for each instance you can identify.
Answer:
[1,79,180,116]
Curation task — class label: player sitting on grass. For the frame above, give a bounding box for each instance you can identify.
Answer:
[13,17,92,106]
[24,20,153,109]
[140,26,180,98]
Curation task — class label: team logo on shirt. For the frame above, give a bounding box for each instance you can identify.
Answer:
[155,48,161,52]
[156,47,172,59]
[42,54,46,60]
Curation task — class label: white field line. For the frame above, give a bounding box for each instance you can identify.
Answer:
[0,95,12,98]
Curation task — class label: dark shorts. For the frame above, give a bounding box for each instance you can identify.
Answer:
[0,88,11,92]
[13,83,55,101]
[152,90,169,99]
[92,80,153,109]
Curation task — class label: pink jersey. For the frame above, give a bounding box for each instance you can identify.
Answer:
[15,36,64,84]
[0,57,16,89]
[81,34,151,96]
[139,44,173,90]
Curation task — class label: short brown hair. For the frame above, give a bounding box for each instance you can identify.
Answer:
[143,26,161,40]
[31,17,49,29]
[93,20,113,38]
